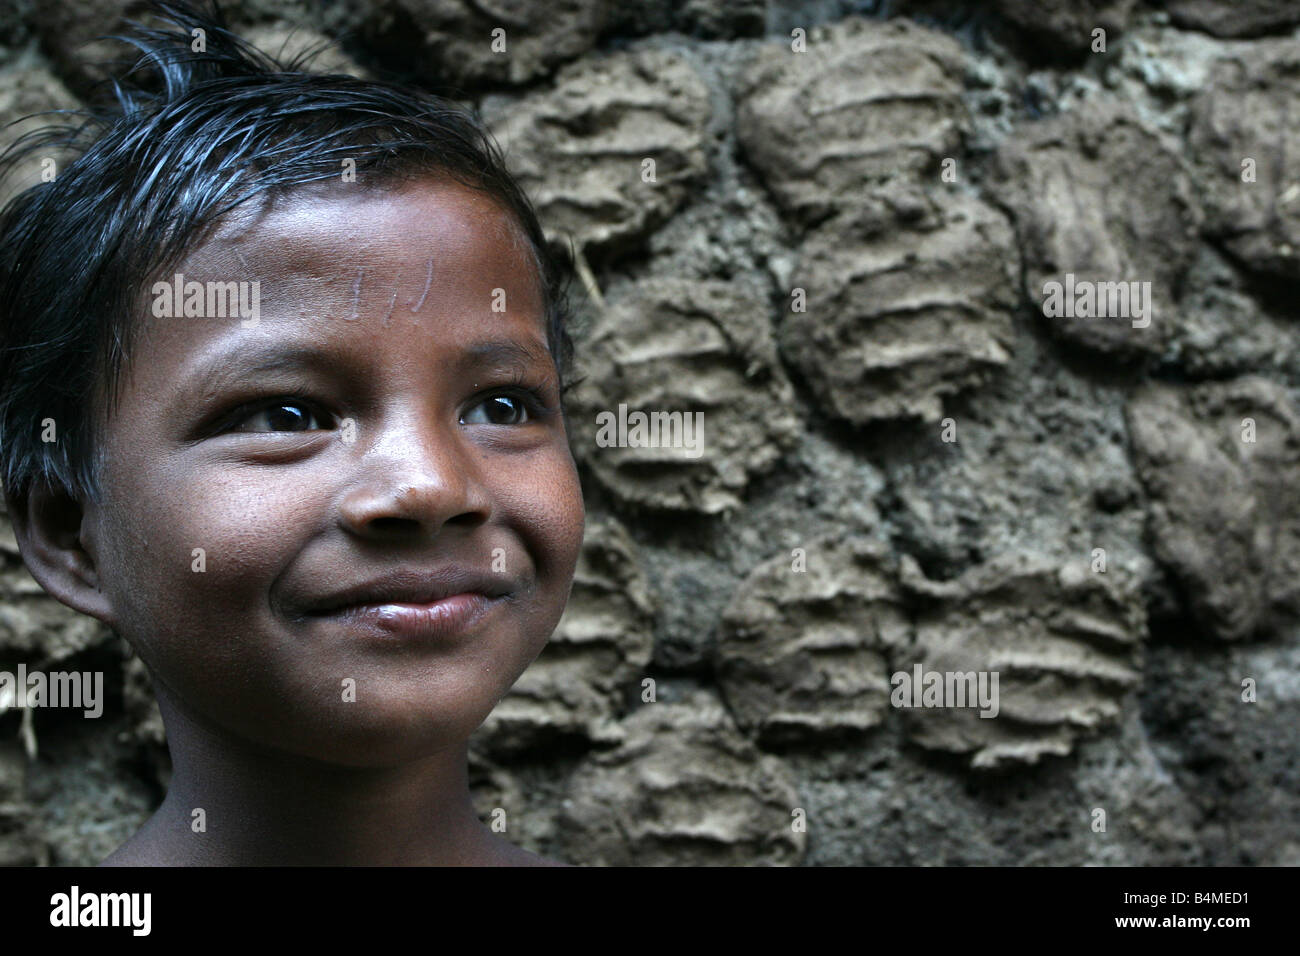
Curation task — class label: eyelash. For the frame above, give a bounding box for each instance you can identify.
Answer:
[210,389,320,434]
[217,380,554,434]
[465,382,552,424]
[475,369,553,423]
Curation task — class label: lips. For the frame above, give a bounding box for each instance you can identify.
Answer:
[303,566,514,616]
[329,592,504,640]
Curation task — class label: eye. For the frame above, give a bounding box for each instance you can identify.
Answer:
[230,400,331,433]
[461,392,533,426]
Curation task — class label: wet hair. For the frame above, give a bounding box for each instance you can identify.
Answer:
[0,0,576,513]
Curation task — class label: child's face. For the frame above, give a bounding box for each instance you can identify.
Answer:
[82,177,584,766]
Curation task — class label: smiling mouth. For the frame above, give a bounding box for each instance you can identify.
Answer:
[315,592,506,641]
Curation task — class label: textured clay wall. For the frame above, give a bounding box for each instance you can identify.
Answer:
[1,0,1299,865]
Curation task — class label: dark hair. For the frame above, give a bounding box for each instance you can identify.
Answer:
[0,0,576,512]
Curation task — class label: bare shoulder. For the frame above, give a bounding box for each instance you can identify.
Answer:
[485,835,573,867]
[98,830,166,866]
[98,843,162,866]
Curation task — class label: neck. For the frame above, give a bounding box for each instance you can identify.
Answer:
[103,686,504,866]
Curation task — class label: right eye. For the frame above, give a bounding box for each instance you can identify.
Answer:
[228,400,332,433]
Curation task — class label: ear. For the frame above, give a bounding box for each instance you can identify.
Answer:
[4,481,117,627]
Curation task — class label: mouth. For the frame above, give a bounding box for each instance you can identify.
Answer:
[320,592,507,640]
[301,566,514,640]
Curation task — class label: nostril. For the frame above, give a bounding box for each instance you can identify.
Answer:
[364,511,483,535]
[445,511,484,526]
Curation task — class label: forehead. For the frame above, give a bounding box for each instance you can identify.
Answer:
[182,175,542,315]
[118,176,549,399]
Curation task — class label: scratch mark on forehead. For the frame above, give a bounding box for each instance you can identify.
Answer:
[409,257,434,313]
[381,289,397,328]
[348,267,364,321]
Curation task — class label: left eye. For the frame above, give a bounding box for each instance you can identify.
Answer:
[232,402,330,433]
[462,394,532,425]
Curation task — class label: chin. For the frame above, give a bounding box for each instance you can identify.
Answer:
[281,704,490,768]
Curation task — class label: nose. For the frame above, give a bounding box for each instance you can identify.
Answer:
[336,412,491,539]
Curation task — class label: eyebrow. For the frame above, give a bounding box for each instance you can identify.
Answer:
[458,339,555,374]
[183,337,556,399]
[183,345,342,400]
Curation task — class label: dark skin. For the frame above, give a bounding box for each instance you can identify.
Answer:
[7,176,585,865]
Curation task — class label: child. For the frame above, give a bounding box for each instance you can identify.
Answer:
[0,1,585,865]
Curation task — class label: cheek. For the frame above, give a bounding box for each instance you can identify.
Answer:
[95,458,365,754]
[99,459,310,674]
[513,449,585,583]
[485,447,584,658]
